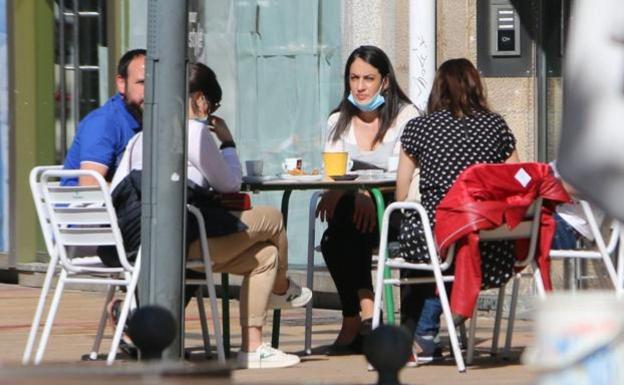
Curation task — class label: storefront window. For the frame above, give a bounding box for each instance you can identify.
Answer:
[129,0,342,265]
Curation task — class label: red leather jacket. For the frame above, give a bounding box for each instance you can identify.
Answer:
[434,163,570,317]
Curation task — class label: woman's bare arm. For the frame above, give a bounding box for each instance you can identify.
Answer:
[396,148,418,201]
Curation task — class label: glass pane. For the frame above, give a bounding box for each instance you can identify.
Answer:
[78,0,99,12]
[233,0,341,266]
[126,0,342,266]
[78,16,99,65]
[79,70,100,120]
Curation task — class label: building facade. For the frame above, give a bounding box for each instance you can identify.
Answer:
[1,1,568,290]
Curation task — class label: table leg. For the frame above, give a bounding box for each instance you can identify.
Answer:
[221,272,230,357]
[370,188,395,325]
[271,189,292,348]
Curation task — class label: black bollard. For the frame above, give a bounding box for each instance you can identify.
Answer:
[363,325,412,385]
[127,305,177,360]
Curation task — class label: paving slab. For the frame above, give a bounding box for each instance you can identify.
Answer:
[0,283,535,384]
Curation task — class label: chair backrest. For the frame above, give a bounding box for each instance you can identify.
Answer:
[579,200,619,254]
[478,198,543,268]
[29,166,64,262]
[38,169,134,273]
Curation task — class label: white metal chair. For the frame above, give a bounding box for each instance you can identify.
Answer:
[23,165,63,365]
[23,168,140,366]
[185,204,226,365]
[549,200,620,290]
[372,199,545,372]
[495,201,623,359]
[304,191,324,355]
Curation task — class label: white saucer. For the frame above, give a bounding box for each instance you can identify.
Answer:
[279,174,324,182]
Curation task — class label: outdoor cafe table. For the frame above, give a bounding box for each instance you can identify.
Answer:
[238,175,398,349]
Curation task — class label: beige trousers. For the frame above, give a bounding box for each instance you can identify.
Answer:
[189,205,288,327]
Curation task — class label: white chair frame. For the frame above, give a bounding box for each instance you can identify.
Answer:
[23,167,140,366]
[549,200,620,290]
[372,199,545,372]
[185,204,226,365]
[493,201,623,359]
[304,191,324,355]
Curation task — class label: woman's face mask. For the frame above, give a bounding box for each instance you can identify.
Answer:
[347,83,385,112]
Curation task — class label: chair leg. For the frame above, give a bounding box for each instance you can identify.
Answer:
[22,256,58,365]
[195,288,213,360]
[203,271,225,364]
[89,285,115,360]
[466,307,478,365]
[532,262,546,298]
[491,283,506,356]
[304,252,315,355]
[107,268,141,365]
[433,270,465,372]
[458,323,467,350]
[221,273,231,358]
[304,191,320,355]
[34,269,67,365]
[502,275,521,360]
[618,227,624,297]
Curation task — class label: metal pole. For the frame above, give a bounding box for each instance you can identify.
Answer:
[536,0,548,162]
[72,0,80,138]
[408,0,436,112]
[141,0,189,360]
[59,1,67,160]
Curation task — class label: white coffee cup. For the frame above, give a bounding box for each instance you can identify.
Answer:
[282,158,302,173]
[245,160,264,176]
[387,156,399,172]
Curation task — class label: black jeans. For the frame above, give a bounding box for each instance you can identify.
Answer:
[321,192,395,317]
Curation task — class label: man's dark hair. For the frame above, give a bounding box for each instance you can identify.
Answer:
[117,49,147,79]
[189,62,222,104]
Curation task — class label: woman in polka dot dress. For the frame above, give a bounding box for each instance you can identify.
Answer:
[395,58,520,347]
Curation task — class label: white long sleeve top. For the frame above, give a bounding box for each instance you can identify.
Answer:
[323,104,419,169]
[111,119,243,193]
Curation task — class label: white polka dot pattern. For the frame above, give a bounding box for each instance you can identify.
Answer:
[398,110,516,289]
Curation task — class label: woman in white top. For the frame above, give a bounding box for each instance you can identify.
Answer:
[112,63,311,369]
[315,46,419,355]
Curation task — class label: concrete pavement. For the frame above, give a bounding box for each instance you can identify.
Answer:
[0,283,535,384]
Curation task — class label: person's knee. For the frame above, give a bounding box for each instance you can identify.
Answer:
[255,205,284,230]
[252,244,279,275]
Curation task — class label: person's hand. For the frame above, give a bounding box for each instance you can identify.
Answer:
[315,190,345,222]
[208,115,234,143]
[353,191,376,233]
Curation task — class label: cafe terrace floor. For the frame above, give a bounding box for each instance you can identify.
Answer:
[0,283,533,385]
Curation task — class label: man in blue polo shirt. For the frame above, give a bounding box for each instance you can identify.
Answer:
[63,49,146,186]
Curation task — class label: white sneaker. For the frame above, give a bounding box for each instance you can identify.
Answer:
[237,343,301,369]
[268,279,312,309]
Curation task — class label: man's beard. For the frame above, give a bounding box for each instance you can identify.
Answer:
[124,99,143,124]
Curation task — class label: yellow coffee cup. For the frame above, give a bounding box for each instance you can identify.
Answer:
[323,151,350,176]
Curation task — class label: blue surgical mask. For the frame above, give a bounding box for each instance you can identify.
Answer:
[347,84,385,112]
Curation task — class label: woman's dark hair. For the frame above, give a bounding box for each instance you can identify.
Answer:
[189,62,222,105]
[427,58,490,118]
[329,45,413,148]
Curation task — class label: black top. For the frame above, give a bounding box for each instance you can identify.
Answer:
[401,110,516,219]
[398,110,517,289]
